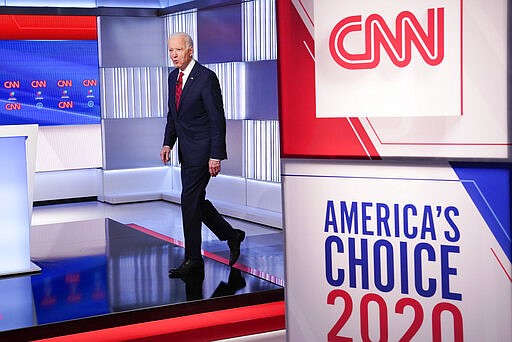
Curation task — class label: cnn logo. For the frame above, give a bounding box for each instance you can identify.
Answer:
[329,8,444,69]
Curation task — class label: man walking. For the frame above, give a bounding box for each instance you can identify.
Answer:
[160,32,245,277]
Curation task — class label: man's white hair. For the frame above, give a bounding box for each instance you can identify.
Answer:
[169,32,194,49]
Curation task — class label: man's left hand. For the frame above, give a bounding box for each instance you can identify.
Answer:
[209,159,221,177]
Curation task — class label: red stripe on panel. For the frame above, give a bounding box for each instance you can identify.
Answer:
[34,301,286,342]
[349,118,381,159]
[0,15,97,40]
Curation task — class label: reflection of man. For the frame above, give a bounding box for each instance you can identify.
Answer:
[211,268,246,297]
[179,268,247,301]
[160,32,245,277]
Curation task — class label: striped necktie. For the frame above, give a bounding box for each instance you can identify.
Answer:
[175,71,184,109]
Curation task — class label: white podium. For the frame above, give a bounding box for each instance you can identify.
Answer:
[0,125,40,277]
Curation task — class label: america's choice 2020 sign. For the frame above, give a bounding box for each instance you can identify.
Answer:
[282,160,511,341]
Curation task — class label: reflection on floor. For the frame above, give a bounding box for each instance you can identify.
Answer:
[0,201,285,340]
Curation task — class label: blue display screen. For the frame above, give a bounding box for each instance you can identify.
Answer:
[0,40,101,126]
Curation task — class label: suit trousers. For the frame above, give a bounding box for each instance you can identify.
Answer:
[180,164,235,260]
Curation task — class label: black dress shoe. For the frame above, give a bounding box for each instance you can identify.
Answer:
[169,259,204,278]
[227,229,245,266]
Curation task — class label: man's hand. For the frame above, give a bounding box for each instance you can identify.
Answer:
[160,146,171,165]
[209,159,221,177]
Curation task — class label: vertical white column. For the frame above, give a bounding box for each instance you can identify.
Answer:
[0,124,39,277]
[0,136,31,275]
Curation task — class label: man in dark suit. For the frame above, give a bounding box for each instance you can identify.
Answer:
[160,32,245,277]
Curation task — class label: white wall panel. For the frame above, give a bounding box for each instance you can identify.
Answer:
[102,117,168,170]
[34,169,101,202]
[245,120,280,182]
[246,178,281,213]
[100,167,172,203]
[100,67,166,119]
[205,62,245,120]
[35,125,103,172]
[243,0,277,61]
[99,16,166,68]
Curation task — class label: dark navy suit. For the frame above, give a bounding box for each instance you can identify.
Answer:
[163,61,235,261]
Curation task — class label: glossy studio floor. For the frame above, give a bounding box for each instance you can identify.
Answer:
[0,200,285,341]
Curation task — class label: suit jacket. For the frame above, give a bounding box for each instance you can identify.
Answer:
[163,62,227,166]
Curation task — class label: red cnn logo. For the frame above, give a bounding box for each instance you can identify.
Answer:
[329,8,444,69]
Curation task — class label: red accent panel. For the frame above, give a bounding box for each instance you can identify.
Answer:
[0,15,97,40]
[277,1,380,159]
[34,301,285,342]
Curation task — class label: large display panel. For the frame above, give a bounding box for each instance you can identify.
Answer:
[277,0,510,159]
[0,15,100,126]
[0,15,103,171]
[278,2,510,340]
[282,159,511,341]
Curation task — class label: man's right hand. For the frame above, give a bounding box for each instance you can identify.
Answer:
[160,146,171,165]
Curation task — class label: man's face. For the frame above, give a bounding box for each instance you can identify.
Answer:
[168,36,193,71]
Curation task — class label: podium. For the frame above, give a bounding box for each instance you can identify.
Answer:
[0,125,40,277]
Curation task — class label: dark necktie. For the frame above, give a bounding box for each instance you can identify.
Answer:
[175,71,184,110]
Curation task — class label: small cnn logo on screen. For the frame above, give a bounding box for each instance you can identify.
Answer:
[329,8,444,69]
